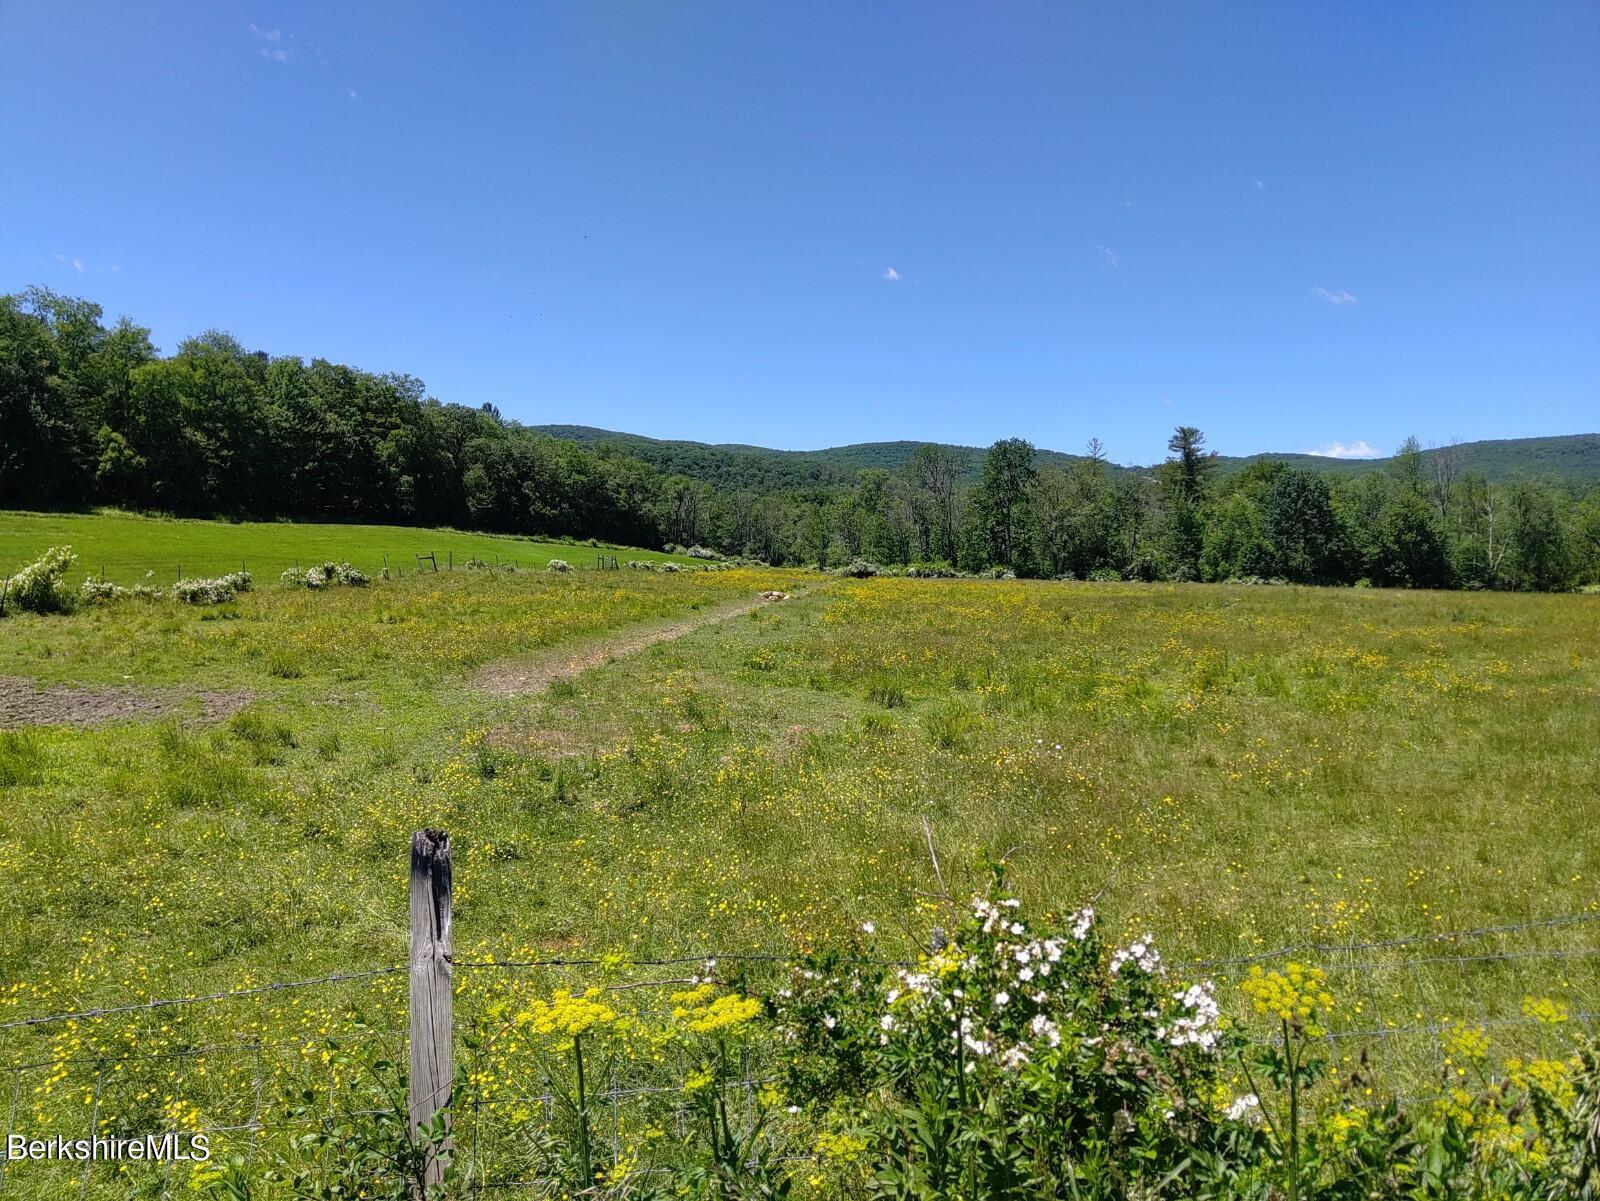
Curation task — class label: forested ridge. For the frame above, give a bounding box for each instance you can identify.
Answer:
[4,287,1599,589]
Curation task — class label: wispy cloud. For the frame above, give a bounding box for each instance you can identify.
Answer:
[1305,440,1380,459]
[882,267,901,282]
[348,89,359,101]
[54,254,85,273]
[1312,286,1358,306]
[249,22,289,62]
[1095,243,1120,268]
[1252,177,1265,191]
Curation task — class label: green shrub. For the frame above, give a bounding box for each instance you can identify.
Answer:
[2,546,77,615]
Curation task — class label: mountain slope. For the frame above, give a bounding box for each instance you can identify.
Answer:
[531,426,1600,490]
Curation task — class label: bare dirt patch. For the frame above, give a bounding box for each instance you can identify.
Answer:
[472,592,787,699]
[0,675,254,728]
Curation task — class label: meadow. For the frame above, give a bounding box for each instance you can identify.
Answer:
[0,510,696,588]
[0,517,1597,1195]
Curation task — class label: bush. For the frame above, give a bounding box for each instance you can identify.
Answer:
[1,546,77,615]
[837,559,883,578]
[172,570,251,605]
[1086,566,1121,582]
[281,562,370,589]
[905,559,958,578]
[546,559,571,573]
[772,882,1600,1200]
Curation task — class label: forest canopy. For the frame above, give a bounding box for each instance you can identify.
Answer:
[4,287,1598,590]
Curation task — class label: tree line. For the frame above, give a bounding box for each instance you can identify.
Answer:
[4,287,1598,589]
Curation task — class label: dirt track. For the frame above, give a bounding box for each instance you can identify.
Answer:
[471,592,788,698]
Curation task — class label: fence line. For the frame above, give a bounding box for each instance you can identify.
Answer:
[4,912,1597,1033]
[1,831,1595,1197]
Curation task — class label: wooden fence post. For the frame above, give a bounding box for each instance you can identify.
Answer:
[409,828,453,1191]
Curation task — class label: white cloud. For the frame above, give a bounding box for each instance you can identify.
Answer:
[1304,440,1380,459]
[882,267,901,282]
[1312,286,1358,306]
[250,23,289,61]
[348,89,359,101]
[1095,243,1120,268]
[1252,178,1265,191]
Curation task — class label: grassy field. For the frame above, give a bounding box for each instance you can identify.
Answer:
[1,516,1597,1193]
[0,509,697,586]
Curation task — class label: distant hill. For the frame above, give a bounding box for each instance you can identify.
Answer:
[1210,436,1600,486]
[532,426,1600,491]
[532,425,1097,489]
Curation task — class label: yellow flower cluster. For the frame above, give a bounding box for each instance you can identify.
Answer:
[515,987,619,1038]
[1504,1056,1578,1107]
[1325,1106,1369,1148]
[1520,995,1570,1025]
[1240,962,1334,1025]
[815,1129,868,1163]
[673,990,761,1034]
[1441,1022,1489,1064]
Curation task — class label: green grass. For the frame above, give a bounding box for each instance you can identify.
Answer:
[0,566,1597,1192]
[0,508,697,585]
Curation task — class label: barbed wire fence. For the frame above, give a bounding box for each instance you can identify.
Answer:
[0,832,1595,1197]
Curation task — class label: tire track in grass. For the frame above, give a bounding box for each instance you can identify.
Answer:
[470,590,792,697]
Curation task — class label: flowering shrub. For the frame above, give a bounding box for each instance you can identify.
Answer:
[767,882,1600,1200]
[546,559,571,573]
[280,562,370,589]
[771,883,1244,1198]
[171,571,251,605]
[1,545,78,615]
[79,575,163,603]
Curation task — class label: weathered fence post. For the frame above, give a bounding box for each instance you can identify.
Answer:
[409,828,453,1192]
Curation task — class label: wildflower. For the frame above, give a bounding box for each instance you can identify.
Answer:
[682,1068,713,1095]
[1029,1013,1061,1048]
[1240,962,1333,1027]
[815,1129,867,1163]
[516,988,618,1038]
[861,920,876,934]
[676,992,761,1034]
[1110,936,1162,976]
[1442,1022,1489,1063]
[1159,981,1221,1050]
[1070,907,1094,940]
[1225,1093,1260,1121]
[1520,996,1570,1025]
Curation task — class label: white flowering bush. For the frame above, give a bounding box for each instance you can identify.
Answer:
[280,562,369,589]
[171,570,251,605]
[79,576,164,604]
[546,558,571,573]
[2,546,78,615]
[772,877,1252,1197]
[769,885,1600,1199]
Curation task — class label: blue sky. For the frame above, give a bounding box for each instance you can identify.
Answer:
[2,2,1596,464]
